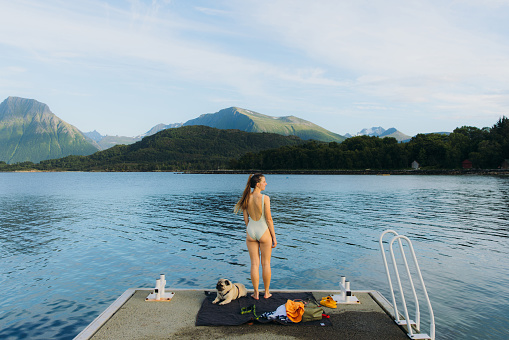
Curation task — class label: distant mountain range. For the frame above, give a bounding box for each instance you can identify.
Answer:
[85,107,345,149]
[0,97,349,163]
[345,126,411,142]
[0,96,424,165]
[83,132,141,150]
[0,97,98,164]
[84,123,184,150]
[91,111,411,148]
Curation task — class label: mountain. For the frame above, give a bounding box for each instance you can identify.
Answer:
[379,128,411,141]
[360,126,386,136]
[84,130,103,142]
[183,107,346,142]
[83,130,140,150]
[84,123,184,150]
[84,107,344,150]
[0,97,99,164]
[35,125,305,171]
[346,126,411,142]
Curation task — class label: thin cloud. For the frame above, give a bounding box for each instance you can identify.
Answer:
[228,0,509,113]
[1,0,508,136]
[0,1,318,98]
[194,6,230,16]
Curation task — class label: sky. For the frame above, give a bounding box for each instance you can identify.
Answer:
[1,0,509,137]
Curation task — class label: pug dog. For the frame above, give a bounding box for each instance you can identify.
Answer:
[212,279,247,305]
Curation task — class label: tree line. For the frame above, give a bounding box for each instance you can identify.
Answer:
[1,117,507,172]
[232,117,509,170]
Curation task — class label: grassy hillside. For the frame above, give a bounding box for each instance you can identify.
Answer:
[0,97,98,163]
[184,107,345,142]
[34,125,305,171]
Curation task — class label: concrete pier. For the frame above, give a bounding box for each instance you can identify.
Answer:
[75,289,413,340]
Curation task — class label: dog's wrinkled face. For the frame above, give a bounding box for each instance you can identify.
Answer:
[216,279,232,292]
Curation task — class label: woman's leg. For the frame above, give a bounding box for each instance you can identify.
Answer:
[258,230,273,298]
[246,233,261,299]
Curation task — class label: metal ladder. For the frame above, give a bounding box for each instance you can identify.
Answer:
[379,230,435,340]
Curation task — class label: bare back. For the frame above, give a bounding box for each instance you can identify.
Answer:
[246,193,264,221]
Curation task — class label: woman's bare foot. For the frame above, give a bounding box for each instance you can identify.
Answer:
[264,292,272,299]
[251,292,259,300]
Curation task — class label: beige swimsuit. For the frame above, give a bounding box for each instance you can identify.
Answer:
[246,194,268,241]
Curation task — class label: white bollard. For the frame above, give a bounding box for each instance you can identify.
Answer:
[146,274,175,302]
[331,276,360,304]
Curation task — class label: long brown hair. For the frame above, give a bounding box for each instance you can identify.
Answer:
[234,173,264,214]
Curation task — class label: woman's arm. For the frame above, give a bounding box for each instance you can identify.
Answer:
[264,195,277,248]
[243,208,249,226]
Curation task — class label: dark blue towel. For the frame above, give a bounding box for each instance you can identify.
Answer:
[195,291,331,326]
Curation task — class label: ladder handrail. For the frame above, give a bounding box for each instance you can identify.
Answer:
[380,229,417,325]
[389,236,420,336]
[390,235,435,339]
[380,230,435,340]
[379,229,401,321]
[392,235,422,331]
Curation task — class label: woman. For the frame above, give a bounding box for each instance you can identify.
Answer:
[234,173,277,299]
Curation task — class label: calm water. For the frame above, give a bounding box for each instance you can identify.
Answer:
[0,173,508,339]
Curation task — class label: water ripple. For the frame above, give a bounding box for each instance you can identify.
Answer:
[0,173,508,339]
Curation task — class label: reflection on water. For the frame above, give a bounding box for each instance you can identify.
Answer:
[0,173,508,339]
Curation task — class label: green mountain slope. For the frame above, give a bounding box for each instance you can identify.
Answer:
[37,125,305,171]
[183,107,345,142]
[0,97,99,164]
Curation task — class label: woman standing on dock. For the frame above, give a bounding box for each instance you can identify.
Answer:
[235,173,277,299]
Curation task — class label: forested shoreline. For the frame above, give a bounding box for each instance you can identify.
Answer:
[1,117,508,173]
[233,117,509,171]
